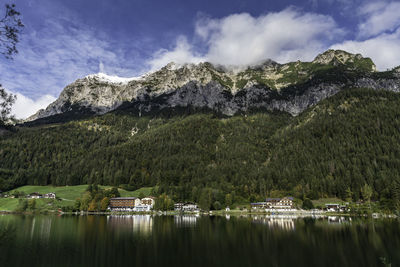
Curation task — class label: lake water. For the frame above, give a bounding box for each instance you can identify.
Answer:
[0,214,399,266]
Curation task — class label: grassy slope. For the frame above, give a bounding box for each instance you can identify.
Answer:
[0,185,154,211]
[0,198,19,211]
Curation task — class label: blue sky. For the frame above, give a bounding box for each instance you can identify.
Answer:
[1,0,400,118]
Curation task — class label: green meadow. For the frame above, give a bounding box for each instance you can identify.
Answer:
[0,185,154,211]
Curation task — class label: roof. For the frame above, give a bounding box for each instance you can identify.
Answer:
[266,196,294,201]
[251,202,267,205]
[175,202,197,206]
[110,197,137,200]
[266,198,281,201]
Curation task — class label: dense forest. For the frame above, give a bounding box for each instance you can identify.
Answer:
[1,88,400,210]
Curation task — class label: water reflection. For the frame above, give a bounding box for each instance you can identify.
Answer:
[174,214,199,227]
[252,215,296,230]
[107,215,153,234]
[327,216,351,224]
[0,215,399,267]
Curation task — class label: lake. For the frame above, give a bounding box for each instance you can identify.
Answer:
[0,214,399,266]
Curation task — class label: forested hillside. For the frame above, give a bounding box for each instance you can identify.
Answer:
[1,88,400,209]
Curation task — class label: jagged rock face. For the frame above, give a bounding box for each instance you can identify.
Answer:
[28,50,399,121]
[312,49,377,72]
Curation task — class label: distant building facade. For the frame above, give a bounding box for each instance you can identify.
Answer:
[174,203,199,212]
[109,197,154,212]
[44,193,56,199]
[325,203,348,212]
[251,197,295,211]
[28,192,43,199]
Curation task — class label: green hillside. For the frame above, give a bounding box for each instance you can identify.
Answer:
[6,185,154,200]
[0,185,154,211]
[1,88,400,211]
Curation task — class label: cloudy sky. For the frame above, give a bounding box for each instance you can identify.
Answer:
[1,0,400,118]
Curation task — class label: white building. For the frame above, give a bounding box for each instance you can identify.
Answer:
[44,193,56,199]
[174,203,199,212]
[108,197,154,212]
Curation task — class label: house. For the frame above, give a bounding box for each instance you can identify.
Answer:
[265,197,294,209]
[251,202,268,209]
[133,197,155,212]
[174,203,184,211]
[325,203,348,212]
[109,197,141,211]
[28,192,43,199]
[44,193,56,199]
[174,203,199,212]
[109,197,155,212]
[140,197,155,206]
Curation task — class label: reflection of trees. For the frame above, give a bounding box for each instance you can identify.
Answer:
[0,223,16,263]
[0,215,400,265]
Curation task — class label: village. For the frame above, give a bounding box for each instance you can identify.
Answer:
[0,191,57,199]
[0,190,352,214]
[106,195,350,214]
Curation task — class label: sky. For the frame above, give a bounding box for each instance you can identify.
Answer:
[1,0,400,119]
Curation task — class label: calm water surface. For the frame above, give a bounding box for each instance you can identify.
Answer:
[0,214,399,266]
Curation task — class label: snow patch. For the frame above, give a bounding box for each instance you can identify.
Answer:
[86,73,144,84]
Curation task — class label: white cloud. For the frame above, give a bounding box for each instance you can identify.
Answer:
[202,9,343,66]
[331,1,400,71]
[149,4,400,72]
[0,10,141,103]
[10,91,56,119]
[148,9,343,69]
[147,36,205,71]
[358,1,400,38]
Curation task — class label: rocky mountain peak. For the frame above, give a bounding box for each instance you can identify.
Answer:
[26,49,399,123]
[313,49,376,71]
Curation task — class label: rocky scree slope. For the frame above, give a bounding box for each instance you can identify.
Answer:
[28,50,400,121]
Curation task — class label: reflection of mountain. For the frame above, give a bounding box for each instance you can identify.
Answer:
[252,215,296,230]
[174,215,199,227]
[106,215,153,234]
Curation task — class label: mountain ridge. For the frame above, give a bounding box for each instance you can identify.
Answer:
[27,49,399,122]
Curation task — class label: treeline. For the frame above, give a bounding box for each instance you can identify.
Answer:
[1,88,400,211]
[71,185,120,212]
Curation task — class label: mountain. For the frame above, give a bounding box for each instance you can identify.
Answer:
[28,49,400,122]
[2,87,400,210]
[2,49,400,210]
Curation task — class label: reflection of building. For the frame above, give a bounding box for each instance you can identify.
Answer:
[174,215,199,227]
[251,197,295,211]
[174,203,199,212]
[252,215,296,230]
[107,215,153,233]
[109,197,155,211]
[327,216,348,224]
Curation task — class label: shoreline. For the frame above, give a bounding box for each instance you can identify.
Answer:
[1,209,397,218]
